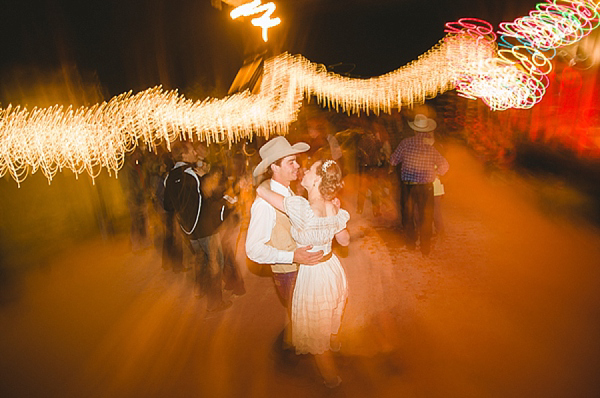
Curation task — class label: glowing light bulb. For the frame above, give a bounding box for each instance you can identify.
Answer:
[230,0,281,42]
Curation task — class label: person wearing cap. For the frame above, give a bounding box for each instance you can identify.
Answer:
[390,114,449,255]
[245,136,324,350]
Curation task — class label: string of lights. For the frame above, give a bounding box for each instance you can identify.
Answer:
[0,32,494,185]
[1,0,599,185]
[453,0,599,110]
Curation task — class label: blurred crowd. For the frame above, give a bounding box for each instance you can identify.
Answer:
[118,105,449,311]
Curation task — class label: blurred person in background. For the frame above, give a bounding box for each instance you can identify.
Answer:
[390,114,449,255]
[208,142,248,297]
[162,143,198,274]
[213,166,247,298]
[194,164,241,310]
[163,141,232,312]
[121,146,151,252]
[152,147,184,272]
[192,141,211,177]
[301,116,344,193]
[305,116,343,163]
[423,133,446,238]
[356,118,390,217]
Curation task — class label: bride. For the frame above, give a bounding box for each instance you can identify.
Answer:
[257,158,350,388]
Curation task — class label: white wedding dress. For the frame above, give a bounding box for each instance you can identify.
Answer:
[283,196,350,355]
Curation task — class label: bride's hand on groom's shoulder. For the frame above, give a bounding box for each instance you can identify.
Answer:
[256,182,270,197]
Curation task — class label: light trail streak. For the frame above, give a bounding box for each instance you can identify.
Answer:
[0,34,492,185]
[2,0,599,184]
[453,0,599,111]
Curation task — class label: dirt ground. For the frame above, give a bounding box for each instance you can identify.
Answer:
[1,143,599,398]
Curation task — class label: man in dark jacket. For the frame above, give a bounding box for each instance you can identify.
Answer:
[164,141,232,312]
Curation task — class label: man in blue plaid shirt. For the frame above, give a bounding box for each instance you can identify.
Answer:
[390,114,449,255]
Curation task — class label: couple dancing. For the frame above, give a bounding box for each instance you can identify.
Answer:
[245,136,350,388]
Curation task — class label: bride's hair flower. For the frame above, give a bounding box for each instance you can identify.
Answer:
[317,159,343,200]
[321,159,336,173]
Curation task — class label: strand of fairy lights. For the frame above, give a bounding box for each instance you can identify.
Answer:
[0,32,493,185]
[2,1,599,185]
[452,0,600,110]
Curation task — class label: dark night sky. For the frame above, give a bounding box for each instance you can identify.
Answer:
[0,0,541,103]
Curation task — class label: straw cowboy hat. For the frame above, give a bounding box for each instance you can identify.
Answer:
[408,114,437,132]
[253,136,310,177]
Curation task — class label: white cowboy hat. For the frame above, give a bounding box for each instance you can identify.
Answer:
[253,136,310,177]
[408,114,437,132]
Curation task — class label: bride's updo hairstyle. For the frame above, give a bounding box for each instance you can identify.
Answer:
[316,159,343,200]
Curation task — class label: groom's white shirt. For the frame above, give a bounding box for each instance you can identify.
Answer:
[245,179,295,265]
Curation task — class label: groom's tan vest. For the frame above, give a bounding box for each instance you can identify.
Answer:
[266,208,298,273]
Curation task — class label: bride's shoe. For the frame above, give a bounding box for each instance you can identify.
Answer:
[324,375,342,388]
[330,335,342,352]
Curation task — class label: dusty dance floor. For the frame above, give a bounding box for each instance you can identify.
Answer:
[1,144,599,398]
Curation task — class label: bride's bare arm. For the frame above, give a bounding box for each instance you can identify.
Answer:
[329,197,350,246]
[256,183,285,213]
[335,228,350,246]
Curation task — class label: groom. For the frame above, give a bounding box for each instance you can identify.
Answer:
[245,136,324,350]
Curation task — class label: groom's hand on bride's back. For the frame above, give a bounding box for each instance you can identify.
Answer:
[293,246,323,265]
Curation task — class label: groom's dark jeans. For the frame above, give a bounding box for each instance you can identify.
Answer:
[273,270,298,315]
[272,270,298,352]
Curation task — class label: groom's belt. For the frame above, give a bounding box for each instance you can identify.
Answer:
[271,263,299,273]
